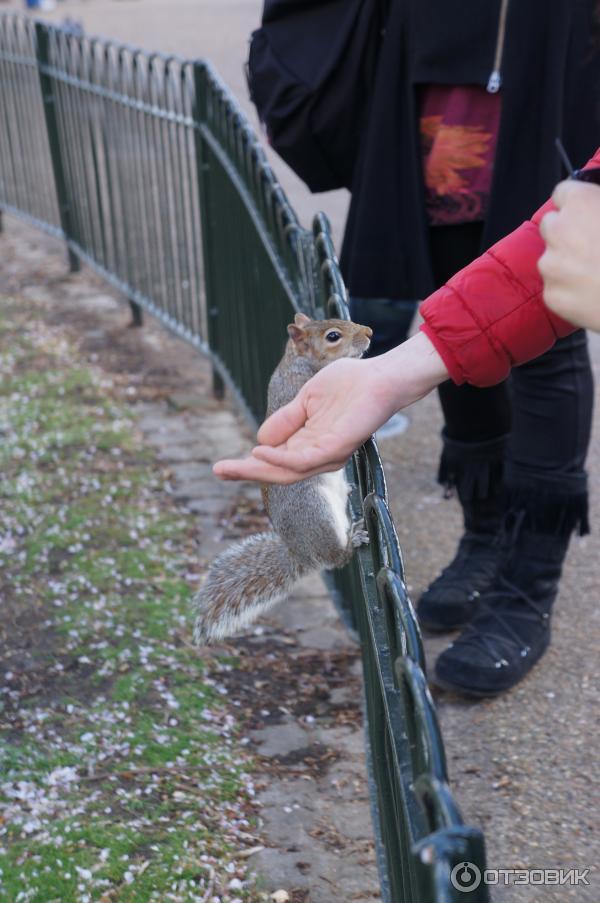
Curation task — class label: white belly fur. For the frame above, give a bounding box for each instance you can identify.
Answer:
[317,469,350,550]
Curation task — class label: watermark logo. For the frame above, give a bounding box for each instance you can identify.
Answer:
[450,862,591,893]
[451,862,482,892]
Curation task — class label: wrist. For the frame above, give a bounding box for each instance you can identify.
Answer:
[370,331,449,412]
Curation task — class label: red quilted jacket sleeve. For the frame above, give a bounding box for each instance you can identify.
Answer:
[420,147,600,387]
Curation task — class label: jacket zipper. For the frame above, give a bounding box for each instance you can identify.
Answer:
[487,0,510,93]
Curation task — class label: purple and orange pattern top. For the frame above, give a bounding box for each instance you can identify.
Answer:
[419,85,502,226]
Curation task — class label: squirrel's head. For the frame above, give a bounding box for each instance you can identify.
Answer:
[286,314,372,368]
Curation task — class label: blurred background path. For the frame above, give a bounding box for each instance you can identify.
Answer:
[4,0,350,246]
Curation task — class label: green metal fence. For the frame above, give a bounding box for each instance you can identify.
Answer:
[0,14,488,902]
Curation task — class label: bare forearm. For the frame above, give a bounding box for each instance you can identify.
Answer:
[369,330,450,410]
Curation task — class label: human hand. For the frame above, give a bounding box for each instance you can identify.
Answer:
[214,357,393,484]
[214,331,448,484]
[539,180,600,331]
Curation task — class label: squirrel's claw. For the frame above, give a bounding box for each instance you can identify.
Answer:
[350,518,370,548]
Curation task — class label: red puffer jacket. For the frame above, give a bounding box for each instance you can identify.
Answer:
[420,147,600,386]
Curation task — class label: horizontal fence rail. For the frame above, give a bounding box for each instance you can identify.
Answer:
[0,13,488,902]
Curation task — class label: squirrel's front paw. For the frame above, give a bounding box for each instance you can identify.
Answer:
[351,518,370,548]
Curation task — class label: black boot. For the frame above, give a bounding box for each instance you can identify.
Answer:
[417,432,507,632]
[434,487,588,697]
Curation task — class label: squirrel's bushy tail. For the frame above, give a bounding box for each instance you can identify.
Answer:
[193,532,307,644]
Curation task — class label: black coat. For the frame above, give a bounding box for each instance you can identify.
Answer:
[340,0,600,301]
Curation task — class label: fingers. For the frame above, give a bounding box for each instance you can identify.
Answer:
[537,247,551,282]
[213,457,258,480]
[551,178,594,209]
[537,224,568,291]
[551,179,572,209]
[257,393,307,446]
[539,209,558,243]
[213,454,333,485]
[252,442,346,474]
[541,180,591,242]
[214,456,296,483]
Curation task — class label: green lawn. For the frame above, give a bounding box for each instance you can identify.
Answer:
[0,299,264,902]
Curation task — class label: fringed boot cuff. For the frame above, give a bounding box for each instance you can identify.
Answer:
[438,430,509,502]
[504,468,589,537]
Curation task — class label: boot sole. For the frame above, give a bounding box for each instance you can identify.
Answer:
[431,675,506,699]
[433,637,550,699]
[418,618,469,634]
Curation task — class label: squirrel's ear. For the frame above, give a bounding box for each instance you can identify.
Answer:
[287,323,306,344]
[294,312,311,326]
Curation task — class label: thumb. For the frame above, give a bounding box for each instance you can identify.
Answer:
[551,178,590,210]
[539,209,558,243]
[257,391,308,446]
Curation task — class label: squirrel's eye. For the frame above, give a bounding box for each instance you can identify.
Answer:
[325,331,342,343]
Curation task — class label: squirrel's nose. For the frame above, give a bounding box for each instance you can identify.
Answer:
[364,327,373,338]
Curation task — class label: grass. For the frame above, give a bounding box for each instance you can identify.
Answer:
[0,299,264,903]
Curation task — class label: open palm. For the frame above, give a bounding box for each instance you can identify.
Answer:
[213,332,447,485]
[214,357,393,483]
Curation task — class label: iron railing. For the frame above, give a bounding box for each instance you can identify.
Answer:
[0,14,488,902]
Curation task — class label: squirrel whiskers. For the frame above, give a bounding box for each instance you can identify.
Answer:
[194,314,372,645]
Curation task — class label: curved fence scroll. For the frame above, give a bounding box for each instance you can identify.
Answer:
[0,13,488,902]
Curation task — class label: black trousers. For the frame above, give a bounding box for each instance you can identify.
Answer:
[429,223,594,532]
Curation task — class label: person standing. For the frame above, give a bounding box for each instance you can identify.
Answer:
[340,0,600,694]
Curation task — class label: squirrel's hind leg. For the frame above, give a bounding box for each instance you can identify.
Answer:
[321,518,369,571]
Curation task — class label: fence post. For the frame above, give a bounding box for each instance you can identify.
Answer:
[128,300,143,327]
[192,61,225,400]
[34,21,80,274]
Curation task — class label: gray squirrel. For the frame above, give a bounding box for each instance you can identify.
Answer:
[194,313,372,644]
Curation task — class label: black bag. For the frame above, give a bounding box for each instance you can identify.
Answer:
[247,0,387,193]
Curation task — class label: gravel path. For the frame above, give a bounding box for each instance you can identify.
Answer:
[378,375,600,901]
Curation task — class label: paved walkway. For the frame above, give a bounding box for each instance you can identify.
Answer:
[379,370,600,902]
[134,393,380,902]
